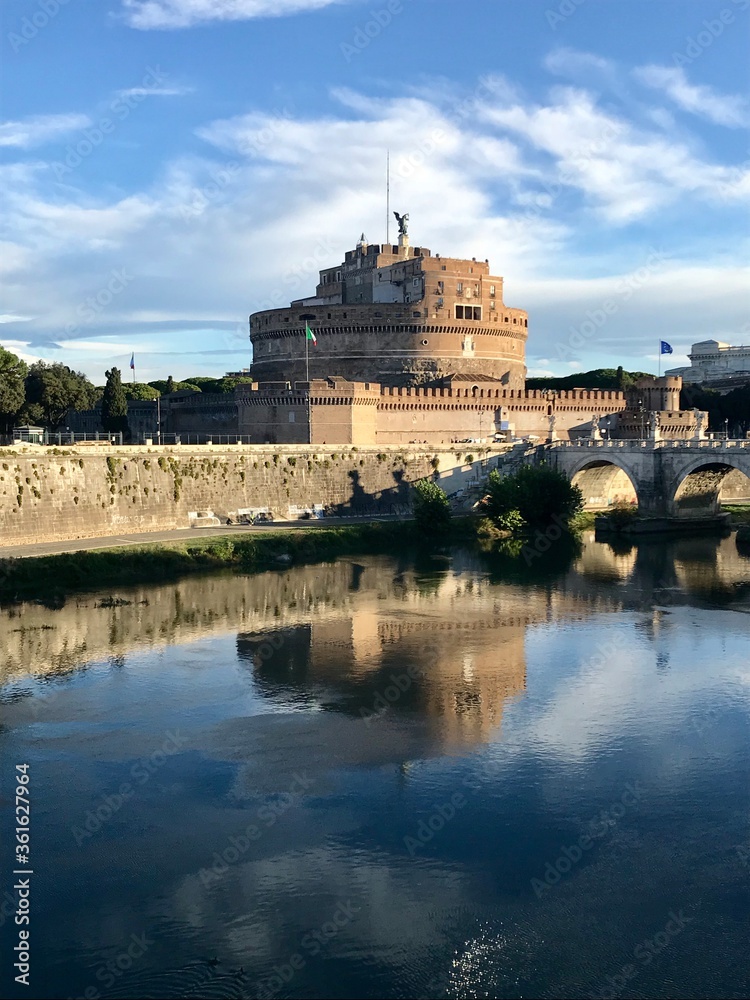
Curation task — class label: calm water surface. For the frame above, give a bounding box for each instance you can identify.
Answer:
[1,533,749,999]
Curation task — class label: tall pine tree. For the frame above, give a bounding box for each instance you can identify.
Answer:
[101,368,129,434]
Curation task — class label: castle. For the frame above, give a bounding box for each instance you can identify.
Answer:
[239,224,704,446]
[64,225,706,446]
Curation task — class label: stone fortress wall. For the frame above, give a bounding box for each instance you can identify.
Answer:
[0,444,493,548]
[238,380,632,445]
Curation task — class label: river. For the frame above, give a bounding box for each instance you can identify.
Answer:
[1,532,749,999]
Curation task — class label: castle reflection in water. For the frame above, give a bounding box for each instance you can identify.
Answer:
[2,534,748,750]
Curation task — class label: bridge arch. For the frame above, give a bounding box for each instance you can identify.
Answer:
[670,456,750,519]
[568,457,639,510]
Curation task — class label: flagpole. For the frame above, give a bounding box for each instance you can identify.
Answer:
[658,342,661,378]
[305,330,311,445]
[386,149,390,244]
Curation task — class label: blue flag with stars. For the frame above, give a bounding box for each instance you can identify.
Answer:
[660,341,673,354]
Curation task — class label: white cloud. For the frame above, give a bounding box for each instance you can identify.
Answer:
[477,85,750,222]
[0,114,92,149]
[116,85,194,98]
[121,0,352,29]
[544,47,616,80]
[633,65,749,128]
[0,77,748,379]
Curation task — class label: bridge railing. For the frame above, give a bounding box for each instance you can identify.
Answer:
[548,439,749,449]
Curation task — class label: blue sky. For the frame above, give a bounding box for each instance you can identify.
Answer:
[1,0,749,383]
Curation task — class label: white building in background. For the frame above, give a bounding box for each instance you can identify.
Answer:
[665,339,750,387]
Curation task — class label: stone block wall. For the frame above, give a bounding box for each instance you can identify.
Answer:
[0,444,495,547]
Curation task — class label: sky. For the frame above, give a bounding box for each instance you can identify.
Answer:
[1,0,749,384]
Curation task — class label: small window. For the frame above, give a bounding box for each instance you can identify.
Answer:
[490,284,496,296]
[328,313,331,319]
[456,282,463,293]
[436,297,444,307]
[490,300,496,310]
[441,264,446,270]
[524,318,528,327]
[421,339,429,345]
[413,310,421,318]
[437,280,444,292]
[413,277,420,287]
[455,305,464,319]
[513,317,517,324]
[288,412,296,423]
[473,307,482,320]
[469,267,473,273]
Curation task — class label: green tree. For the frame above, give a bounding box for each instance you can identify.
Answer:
[412,478,452,540]
[0,347,28,431]
[101,368,129,434]
[483,465,583,530]
[148,379,201,395]
[21,361,97,429]
[526,368,653,391]
[215,375,254,393]
[123,382,160,401]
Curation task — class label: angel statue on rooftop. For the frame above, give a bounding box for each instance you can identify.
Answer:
[393,211,409,236]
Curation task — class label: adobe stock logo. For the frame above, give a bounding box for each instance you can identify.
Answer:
[7,0,70,53]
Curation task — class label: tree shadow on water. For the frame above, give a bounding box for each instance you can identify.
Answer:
[478,530,583,586]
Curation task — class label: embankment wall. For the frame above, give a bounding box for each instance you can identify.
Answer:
[0,444,496,547]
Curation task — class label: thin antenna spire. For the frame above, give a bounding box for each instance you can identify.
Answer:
[386,150,390,245]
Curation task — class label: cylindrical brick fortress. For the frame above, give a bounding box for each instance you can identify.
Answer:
[250,302,528,387]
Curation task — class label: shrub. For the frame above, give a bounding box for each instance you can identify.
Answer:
[412,478,451,540]
[483,465,583,530]
[607,501,639,529]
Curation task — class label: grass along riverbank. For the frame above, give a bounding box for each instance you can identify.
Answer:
[0,520,476,605]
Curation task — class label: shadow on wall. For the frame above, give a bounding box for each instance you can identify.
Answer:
[332,468,413,516]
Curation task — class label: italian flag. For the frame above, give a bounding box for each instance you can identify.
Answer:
[305,323,317,345]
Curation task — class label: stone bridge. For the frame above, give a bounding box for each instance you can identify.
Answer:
[545,439,750,520]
